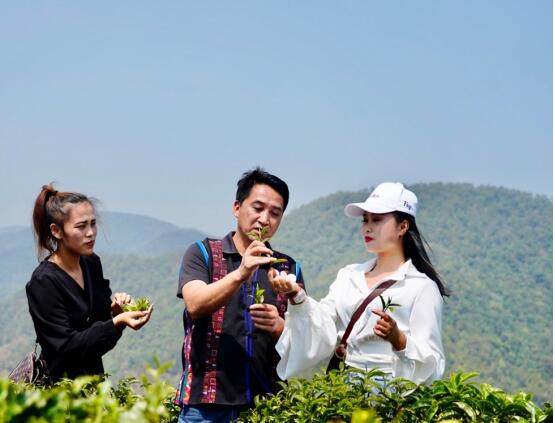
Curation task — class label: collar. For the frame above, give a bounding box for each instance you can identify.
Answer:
[362,258,426,281]
[350,258,427,294]
[222,232,239,255]
[361,258,426,279]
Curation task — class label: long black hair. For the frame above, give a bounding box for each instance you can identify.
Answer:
[393,211,450,297]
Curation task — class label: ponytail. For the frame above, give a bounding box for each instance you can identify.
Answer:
[394,212,450,297]
[32,183,93,259]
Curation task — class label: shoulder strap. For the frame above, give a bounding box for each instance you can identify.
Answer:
[327,279,397,372]
[195,240,210,266]
[295,261,301,279]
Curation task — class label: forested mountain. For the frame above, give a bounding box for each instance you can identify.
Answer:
[272,183,552,404]
[0,183,551,404]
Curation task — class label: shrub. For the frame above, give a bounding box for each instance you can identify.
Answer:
[0,358,180,422]
[235,369,553,423]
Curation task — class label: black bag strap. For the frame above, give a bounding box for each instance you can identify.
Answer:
[327,279,397,372]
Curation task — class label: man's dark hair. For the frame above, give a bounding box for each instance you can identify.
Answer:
[236,167,290,211]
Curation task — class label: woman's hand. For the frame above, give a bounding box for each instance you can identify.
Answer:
[268,269,300,296]
[111,292,132,316]
[113,306,153,330]
[372,309,407,351]
[249,303,284,339]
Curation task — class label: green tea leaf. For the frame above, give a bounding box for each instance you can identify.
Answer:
[379,296,401,313]
[121,297,151,312]
[254,288,265,303]
[246,226,272,242]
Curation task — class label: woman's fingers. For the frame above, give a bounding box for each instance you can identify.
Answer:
[268,270,297,294]
[113,292,133,305]
[372,309,392,320]
[121,307,153,330]
[373,310,399,340]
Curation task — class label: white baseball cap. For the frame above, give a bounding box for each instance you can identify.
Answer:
[344,182,418,218]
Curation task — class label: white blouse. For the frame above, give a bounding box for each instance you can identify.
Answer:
[275,259,445,384]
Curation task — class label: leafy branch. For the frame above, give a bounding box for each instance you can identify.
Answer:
[245,226,286,265]
[246,226,272,243]
[379,295,400,313]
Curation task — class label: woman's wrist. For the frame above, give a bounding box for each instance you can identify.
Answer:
[288,289,306,305]
[391,330,407,351]
[285,285,302,298]
[113,314,125,329]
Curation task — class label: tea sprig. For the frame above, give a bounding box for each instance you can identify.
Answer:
[246,226,272,243]
[246,225,287,266]
[245,226,290,303]
[254,288,265,303]
[121,297,152,312]
[379,295,400,312]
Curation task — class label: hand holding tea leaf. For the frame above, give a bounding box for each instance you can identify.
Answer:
[245,226,287,267]
[249,303,283,338]
[113,298,153,330]
[372,301,406,350]
[243,226,288,304]
[111,292,132,315]
[236,241,274,281]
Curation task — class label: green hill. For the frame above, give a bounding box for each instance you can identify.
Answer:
[0,212,206,300]
[0,183,551,404]
[271,183,552,404]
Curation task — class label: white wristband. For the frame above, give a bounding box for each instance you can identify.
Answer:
[289,289,306,305]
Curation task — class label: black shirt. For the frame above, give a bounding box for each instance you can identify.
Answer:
[175,232,305,406]
[26,254,122,380]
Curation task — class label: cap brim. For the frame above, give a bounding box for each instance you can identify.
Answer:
[344,201,395,217]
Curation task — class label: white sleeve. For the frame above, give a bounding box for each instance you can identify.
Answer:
[391,281,445,384]
[275,273,344,380]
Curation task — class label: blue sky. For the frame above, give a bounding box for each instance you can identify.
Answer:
[0,1,551,235]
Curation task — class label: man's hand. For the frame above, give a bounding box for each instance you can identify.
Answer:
[249,303,284,339]
[235,240,275,281]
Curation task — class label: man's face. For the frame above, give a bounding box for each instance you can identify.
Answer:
[233,183,285,240]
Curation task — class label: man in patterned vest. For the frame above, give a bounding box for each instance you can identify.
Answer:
[175,167,305,423]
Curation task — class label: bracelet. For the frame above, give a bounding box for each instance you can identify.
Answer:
[289,289,306,305]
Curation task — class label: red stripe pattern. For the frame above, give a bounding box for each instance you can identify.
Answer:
[200,240,227,403]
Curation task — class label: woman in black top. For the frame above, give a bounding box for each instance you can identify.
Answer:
[26,184,153,380]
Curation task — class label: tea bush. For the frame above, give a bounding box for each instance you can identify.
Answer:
[1,365,551,422]
[235,368,553,423]
[0,359,180,423]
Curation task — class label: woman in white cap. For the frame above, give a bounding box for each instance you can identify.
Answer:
[269,182,448,384]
